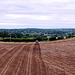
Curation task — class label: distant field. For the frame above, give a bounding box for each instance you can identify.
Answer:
[0,39,75,75]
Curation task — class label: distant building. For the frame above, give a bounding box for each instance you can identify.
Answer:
[56,37,58,40]
[64,36,66,39]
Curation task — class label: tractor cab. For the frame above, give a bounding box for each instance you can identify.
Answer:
[35,40,39,45]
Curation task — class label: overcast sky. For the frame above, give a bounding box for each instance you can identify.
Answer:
[0,0,75,29]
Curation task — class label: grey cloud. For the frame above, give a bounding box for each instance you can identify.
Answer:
[0,0,75,28]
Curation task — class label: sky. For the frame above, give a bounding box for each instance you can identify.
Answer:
[0,0,75,29]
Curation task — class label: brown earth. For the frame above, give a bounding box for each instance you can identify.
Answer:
[0,39,75,75]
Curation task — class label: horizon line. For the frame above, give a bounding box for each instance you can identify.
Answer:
[0,28,75,29]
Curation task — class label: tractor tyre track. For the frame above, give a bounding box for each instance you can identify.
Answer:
[26,44,33,75]
[31,43,46,75]
[4,45,27,75]
[0,45,23,74]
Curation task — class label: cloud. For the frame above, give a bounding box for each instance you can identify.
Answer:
[6,14,50,20]
[0,0,75,29]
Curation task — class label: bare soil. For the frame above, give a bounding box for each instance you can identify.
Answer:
[0,39,75,75]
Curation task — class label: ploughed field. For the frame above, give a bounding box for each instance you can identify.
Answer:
[0,39,75,75]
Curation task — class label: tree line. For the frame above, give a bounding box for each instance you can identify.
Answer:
[0,30,75,42]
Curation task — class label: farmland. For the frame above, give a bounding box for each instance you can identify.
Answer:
[0,39,75,75]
